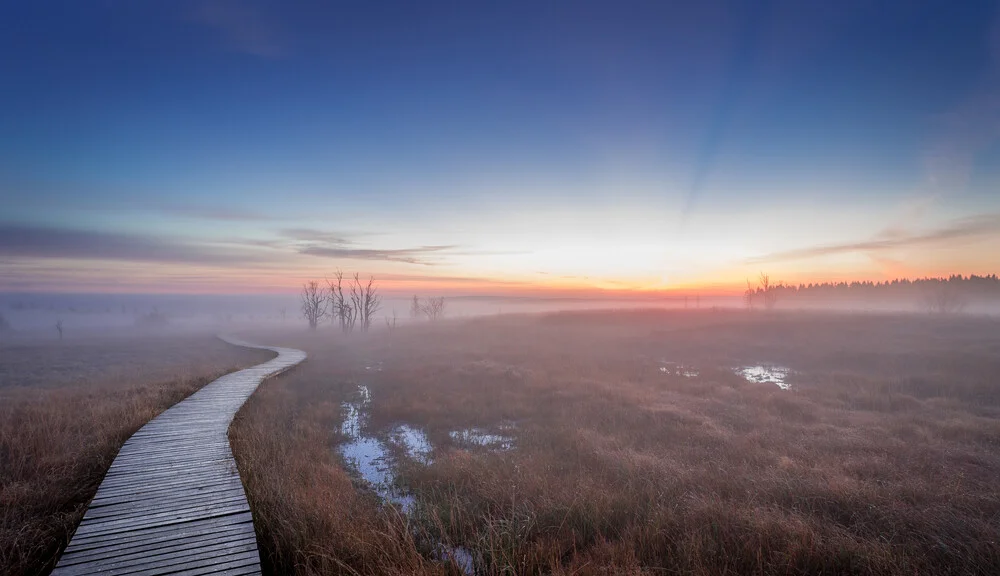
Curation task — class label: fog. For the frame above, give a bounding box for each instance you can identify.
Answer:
[3,280,1000,340]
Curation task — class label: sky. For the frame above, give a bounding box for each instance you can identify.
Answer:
[1,0,999,296]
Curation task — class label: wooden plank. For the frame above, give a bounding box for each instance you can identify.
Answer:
[52,538,260,576]
[57,526,256,565]
[63,513,256,553]
[50,338,305,576]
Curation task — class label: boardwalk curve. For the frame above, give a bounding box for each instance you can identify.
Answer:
[51,336,306,576]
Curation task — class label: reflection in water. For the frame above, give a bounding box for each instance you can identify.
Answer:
[449,421,516,451]
[391,424,433,463]
[737,365,791,389]
[338,385,416,512]
[659,361,699,378]
[337,385,476,574]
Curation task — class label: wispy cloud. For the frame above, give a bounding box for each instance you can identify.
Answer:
[190,0,285,58]
[280,228,356,245]
[277,228,462,265]
[0,224,271,266]
[747,214,1000,263]
[299,245,459,265]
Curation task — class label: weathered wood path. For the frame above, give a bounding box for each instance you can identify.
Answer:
[51,336,306,576]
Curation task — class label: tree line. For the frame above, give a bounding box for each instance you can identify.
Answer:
[742,274,1000,314]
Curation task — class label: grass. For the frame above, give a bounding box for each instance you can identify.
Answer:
[232,310,1000,575]
[0,333,273,576]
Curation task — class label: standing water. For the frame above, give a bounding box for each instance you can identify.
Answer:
[736,365,792,389]
[336,385,484,574]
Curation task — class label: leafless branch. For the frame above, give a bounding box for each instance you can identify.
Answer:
[301,281,327,330]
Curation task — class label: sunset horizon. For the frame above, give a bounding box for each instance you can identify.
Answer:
[3,2,999,298]
[6,4,1000,574]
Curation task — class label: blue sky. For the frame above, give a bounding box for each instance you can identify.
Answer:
[1,1,999,293]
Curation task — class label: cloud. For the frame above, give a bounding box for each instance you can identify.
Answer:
[747,213,1000,263]
[278,228,471,265]
[370,272,529,286]
[280,228,356,245]
[0,224,271,267]
[190,0,285,58]
[299,245,459,265]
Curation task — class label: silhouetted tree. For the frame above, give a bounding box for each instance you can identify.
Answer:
[759,272,779,311]
[328,270,355,333]
[743,279,755,311]
[410,295,422,319]
[55,319,63,340]
[350,274,382,332]
[422,296,446,320]
[301,281,327,330]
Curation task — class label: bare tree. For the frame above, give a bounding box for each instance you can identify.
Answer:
[328,270,355,333]
[279,307,287,322]
[422,296,446,320]
[350,273,382,331]
[301,281,327,330]
[55,319,63,340]
[410,295,422,319]
[759,272,778,311]
[743,279,755,311]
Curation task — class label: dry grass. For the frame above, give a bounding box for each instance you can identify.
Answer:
[0,334,272,576]
[233,310,1000,575]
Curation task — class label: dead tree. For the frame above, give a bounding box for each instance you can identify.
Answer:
[328,270,355,333]
[301,281,327,330]
[279,307,287,322]
[410,295,422,319]
[759,272,778,311]
[56,319,63,339]
[743,279,755,311]
[350,273,382,331]
[422,296,446,320]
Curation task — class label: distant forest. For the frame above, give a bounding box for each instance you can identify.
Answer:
[746,274,1000,312]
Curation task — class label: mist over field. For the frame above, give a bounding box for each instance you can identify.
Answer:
[4,1,1000,574]
[4,276,1000,339]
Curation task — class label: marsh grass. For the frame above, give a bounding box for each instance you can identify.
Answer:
[233,311,1000,575]
[0,335,272,576]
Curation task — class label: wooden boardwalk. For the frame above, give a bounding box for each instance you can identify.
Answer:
[51,337,306,576]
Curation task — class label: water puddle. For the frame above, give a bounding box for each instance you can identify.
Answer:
[449,422,516,451]
[736,365,791,389]
[435,544,477,574]
[659,361,699,378]
[338,386,419,512]
[390,424,433,463]
[336,385,480,574]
